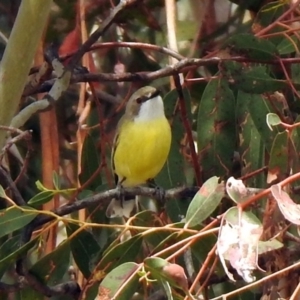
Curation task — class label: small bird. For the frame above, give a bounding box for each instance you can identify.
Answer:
[106,86,172,218]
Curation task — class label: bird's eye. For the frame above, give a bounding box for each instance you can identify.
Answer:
[136,97,142,104]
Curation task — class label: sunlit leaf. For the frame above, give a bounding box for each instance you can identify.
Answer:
[267,131,288,184]
[271,184,300,225]
[52,170,61,190]
[144,258,188,291]
[185,176,224,227]
[217,207,263,283]
[226,177,262,204]
[258,239,283,254]
[0,185,6,198]
[266,113,281,130]
[0,207,38,238]
[27,190,54,207]
[97,262,139,300]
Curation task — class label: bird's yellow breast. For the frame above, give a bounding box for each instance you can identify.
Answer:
[113,117,171,187]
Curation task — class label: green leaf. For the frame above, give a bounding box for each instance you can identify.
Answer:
[17,288,44,300]
[197,78,236,179]
[99,262,139,299]
[27,190,54,207]
[66,222,101,279]
[225,33,278,59]
[224,62,286,94]
[144,257,168,275]
[132,211,170,248]
[185,176,224,227]
[255,1,288,31]
[266,113,281,130]
[79,131,102,190]
[290,116,300,170]
[156,89,188,222]
[0,185,6,198]
[156,89,186,189]
[158,112,188,221]
[224,207,261,226]
[99,234,143,272]
[258,239,283,254]
[52,170,61,190]
[30,240,70,286]
[35,180,47,191]
[160,279,173,300]
[244,92,279,153]
[267,131,289,183]
[0,207,38,238]
[292,63,300,85]
[191,233,218,265]
[236,90,265,187]
[144,258,188,291]
[149,230,186,255]
[277,35,299,55]
[0,235,38,278]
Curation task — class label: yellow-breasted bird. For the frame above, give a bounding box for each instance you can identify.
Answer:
[106,86,172,218]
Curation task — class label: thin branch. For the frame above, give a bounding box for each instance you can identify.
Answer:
[69,56,300,83]
[67,0,140,70]
[0,281,22,292]
[173,74,202,186]
[0,166,26,206]
[16,259,81,298]
[23,55,300,98]
[32,185,199,228]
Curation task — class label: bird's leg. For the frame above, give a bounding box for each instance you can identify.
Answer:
[117,178,133,208]
[146,179,165,204]
[116,183,125,208]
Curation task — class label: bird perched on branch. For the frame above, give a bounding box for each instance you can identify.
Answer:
[106,86,172,218]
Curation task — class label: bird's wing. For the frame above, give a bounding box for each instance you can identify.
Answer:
[111,116,125,185]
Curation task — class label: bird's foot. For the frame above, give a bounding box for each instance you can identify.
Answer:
[154,185,166,204]
[116,184,125,208]
[146,179,165,203]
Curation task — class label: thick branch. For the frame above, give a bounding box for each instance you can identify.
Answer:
[0,0,52,149]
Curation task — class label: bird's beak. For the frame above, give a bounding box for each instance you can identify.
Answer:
[141,89,161,103]
[149,89,161,99]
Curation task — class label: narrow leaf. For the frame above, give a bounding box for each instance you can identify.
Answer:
[0,207,38,238]
[66,223,101,279]
[185,176,224,227]
[27,190,54,207]
[197,78,236,179]
[98,262,139,300]
[30,240,70,286]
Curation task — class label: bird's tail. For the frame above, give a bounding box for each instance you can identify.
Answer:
[106,197,137,218]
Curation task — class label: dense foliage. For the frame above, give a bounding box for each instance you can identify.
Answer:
[0,0,300,299]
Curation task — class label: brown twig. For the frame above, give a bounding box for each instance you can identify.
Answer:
[67,0,140,70]
[173,74,202,186]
